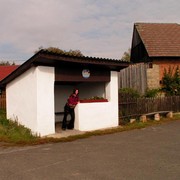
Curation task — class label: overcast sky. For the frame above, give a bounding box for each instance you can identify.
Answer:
[0,0,179,64]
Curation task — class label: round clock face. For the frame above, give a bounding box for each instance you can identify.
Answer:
[82,69,90,78]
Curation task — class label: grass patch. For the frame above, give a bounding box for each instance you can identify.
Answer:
[0,110,40,145]
[0,109,180,147]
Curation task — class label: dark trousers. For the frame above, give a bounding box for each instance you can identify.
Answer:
[62,104,75,129]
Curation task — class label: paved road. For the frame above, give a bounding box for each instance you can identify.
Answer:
[0,120,180,180]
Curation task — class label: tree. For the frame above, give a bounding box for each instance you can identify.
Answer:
[0,60,15,65]
[121,48,131,61]
[35,47,84,57]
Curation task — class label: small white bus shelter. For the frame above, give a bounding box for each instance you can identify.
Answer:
[0,50,129,136]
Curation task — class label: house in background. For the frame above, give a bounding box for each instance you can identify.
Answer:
[0,65,19,109]
[130,23,180,90]
[0,65,19,81]
[0,50,129,136]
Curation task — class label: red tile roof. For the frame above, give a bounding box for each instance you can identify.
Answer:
[0,65,19,81]
[135,23,180,57]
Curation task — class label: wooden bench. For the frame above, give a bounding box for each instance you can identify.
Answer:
[55,112,64,116]
[55,112,64,123]
[140,111,173,122]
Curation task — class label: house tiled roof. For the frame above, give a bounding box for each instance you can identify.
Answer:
[135,23,180,57]
[0,65,19,81]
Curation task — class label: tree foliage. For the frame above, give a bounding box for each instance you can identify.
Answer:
[0,60,15,65]
[35,46,84,57]
[161,66,180,96]
[121,48,131,61]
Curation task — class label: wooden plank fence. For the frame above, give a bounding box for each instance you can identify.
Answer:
[0,90,6,109]
[119,96,180,119]
[118,63,149,94]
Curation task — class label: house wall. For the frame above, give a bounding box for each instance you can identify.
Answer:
[74,71,118,131]
[6,66,55,136]
[118,61,179,92]
[154,59,180,80]
[146,59,180,90]
[146,64,160,89]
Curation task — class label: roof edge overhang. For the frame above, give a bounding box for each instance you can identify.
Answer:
[0,50,129,87]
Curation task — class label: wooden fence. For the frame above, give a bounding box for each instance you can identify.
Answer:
[119,96,180,119]
[118,63,149,94]
[0,90,6,109]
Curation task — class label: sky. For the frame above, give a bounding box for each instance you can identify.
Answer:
[0,0,180,64]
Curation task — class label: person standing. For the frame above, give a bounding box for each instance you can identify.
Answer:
[62,89,79,130]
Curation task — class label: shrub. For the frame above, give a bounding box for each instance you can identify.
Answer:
[144,88,160,98]
[119,88,141,98]
[161,66,180,96]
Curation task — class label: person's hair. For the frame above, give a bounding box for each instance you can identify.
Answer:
[73,88,79,95]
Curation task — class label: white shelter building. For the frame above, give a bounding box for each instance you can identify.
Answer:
[0,50,129,136]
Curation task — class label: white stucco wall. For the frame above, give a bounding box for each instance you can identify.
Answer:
[36,66,55,136]
[74,71,119,131]
[6,66,55,136]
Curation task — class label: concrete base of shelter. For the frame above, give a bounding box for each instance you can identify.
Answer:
[45,129,86,138]
[44,122,86,138]
[45,122,122,138]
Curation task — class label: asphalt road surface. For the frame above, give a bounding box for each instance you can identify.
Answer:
[0,120,180,180]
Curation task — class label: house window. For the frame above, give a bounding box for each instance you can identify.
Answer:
[148,62,153,68]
